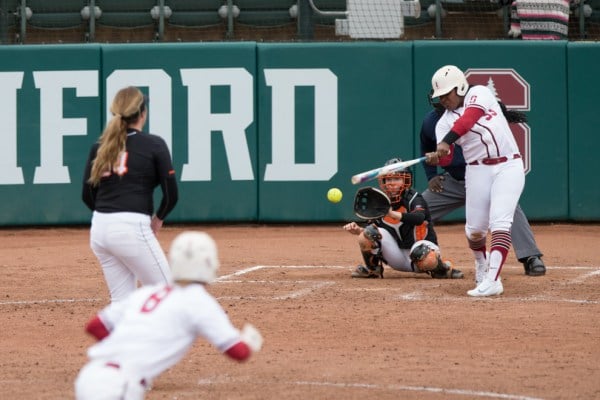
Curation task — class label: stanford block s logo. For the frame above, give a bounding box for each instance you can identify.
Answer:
[464,69,532,174]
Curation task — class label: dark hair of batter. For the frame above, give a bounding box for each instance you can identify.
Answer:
[88,86,147,186]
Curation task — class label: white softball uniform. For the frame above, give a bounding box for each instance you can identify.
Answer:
[436,85,525,280]
[75,283,242,400]
[437,86,521,164]
[435,85,525,232]
[90,211,172,302]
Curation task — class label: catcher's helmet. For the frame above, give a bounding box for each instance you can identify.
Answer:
[431,65,469,98]
[377,158,412,204]
[169,231,219,284]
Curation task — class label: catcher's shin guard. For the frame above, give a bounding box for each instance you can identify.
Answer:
[352,224,384,279]
[363,223,382,244]
[351,248,384,279]
[351,264,384,279]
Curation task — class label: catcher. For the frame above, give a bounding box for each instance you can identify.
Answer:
[344,158,463,280]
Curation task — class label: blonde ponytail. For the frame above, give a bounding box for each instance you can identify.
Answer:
[88,87,145,186]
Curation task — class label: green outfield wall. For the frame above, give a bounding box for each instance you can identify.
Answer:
[0,41,597,226]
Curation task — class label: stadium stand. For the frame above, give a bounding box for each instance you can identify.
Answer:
[232,0,297,41]
[163,0,229,42]
[235,0,296,26]
[570,0,600,38]
[432,0,507,39]
[92,0,159,43]
[1,0,598,43]
[16,0,87,44]
[298,0,360,40]
[0,0,18,44]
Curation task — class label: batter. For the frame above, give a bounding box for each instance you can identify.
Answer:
[419,107,546,277]
[426,65,525,297]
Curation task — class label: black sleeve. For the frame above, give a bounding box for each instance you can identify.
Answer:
[401,193,429,225]
[401,209,426,225]
[153,137,178,220]
[441,130,460,145]
[155,175,178,220]
[81,146,97,211]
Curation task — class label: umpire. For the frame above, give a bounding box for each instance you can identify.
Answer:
[419,107,546,277]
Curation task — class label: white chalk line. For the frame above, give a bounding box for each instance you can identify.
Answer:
[0,297,103,306]
[1,265,597,306]
[215,265,348,281]
[339,287,600,305]
[386,293,600,305]
[194,377,545,400]
[566,268,600,284]
[214,264,600,304]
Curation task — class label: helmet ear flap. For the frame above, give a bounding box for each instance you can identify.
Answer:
[456,80,468,96]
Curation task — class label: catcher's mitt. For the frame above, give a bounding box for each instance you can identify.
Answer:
[353,187,391,220]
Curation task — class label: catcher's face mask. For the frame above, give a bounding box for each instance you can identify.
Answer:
[378,171,411,203]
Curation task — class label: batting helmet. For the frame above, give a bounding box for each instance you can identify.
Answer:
[377,158,412,204]
[431,65,469,98]
[169,231,219,284]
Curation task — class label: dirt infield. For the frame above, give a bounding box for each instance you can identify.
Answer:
[1,223,599,400]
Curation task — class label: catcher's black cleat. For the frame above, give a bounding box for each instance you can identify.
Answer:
[428,261,464,279]
[351,265,383,279]
[523,256,546,276]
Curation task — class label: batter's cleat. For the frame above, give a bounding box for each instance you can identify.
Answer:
[467,277,504,297]
[523,256,546,276]
[429,261,464,279]
[475,260,488,285]
[351,265,383,279]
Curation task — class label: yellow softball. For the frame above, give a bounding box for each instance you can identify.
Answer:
[327,188,343,203]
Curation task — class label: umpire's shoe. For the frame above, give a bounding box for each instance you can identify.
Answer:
[522,256,546,276]
[351,265,383,279]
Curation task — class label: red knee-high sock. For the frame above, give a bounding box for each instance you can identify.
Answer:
[489,230,511,280]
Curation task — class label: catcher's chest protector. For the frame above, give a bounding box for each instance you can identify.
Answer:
[377,192,437,249]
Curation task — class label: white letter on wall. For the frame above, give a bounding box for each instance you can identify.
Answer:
[264,69,338,181]
[180,68,254,181]
[0,72,25,184]
[33,70,99,184]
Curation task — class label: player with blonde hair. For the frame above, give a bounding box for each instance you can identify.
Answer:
[82,86,178,302]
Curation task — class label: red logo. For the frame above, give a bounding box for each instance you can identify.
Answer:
[465,69,531,174]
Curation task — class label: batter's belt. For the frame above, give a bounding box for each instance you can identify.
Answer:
[468,153,521,166]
